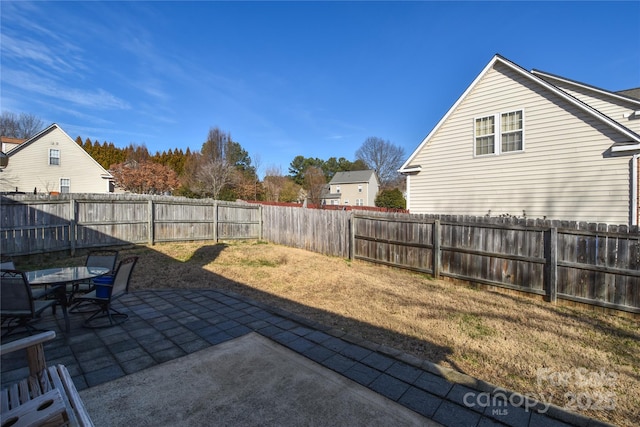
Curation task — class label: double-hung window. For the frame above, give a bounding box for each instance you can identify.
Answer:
[501,111,523,152]
[475,110,523,156]
[49,149,60,165]
[475,116,495,155]
[60,178,70,193]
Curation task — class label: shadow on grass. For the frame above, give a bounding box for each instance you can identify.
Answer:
[3,242,638,427]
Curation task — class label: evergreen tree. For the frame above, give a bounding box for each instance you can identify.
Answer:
[375,188,406,209]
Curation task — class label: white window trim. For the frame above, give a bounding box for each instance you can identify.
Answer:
[60,178,70,193]
[473,109,525,157]
[49,148,60,165]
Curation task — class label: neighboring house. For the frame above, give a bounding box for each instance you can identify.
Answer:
[322,170,379,206]
[0,123,113,194]
[399,54,640,226]
[1,136,26,153]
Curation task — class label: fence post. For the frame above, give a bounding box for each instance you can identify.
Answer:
[546,227,558,303]
[433,220,441,278]
[349,211,355,260]
[69,197,76,256]
[214,201,218,242]
[148,199,155,245]
[258,204,263,241]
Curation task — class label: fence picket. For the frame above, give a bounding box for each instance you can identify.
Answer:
[1,194,638,314]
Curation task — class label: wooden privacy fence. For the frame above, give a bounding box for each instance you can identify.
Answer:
[261,205,351,258]
[0,194,261,256]
[352,212,639,314]
[2,195,638,314]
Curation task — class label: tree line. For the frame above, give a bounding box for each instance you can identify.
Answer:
[1,111,407,208]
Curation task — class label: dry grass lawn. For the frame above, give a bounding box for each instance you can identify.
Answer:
[36,240,639,426]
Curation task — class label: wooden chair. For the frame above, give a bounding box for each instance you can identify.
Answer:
[0,331,94,426]
[75,256,138,328]
[1,270,57,338]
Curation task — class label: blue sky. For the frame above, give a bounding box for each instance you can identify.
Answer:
[2,1,639,177]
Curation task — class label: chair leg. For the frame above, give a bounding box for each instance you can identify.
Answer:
[83,304,128,329]
[1,317,49,338]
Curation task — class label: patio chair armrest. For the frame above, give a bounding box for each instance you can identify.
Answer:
[0,331,56,375]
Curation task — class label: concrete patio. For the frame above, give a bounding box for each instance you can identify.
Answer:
[1,289,605,427]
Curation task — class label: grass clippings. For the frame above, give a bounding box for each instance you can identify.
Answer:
[34,241,639,427]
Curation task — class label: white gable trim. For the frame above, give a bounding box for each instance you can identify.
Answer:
[400,55,640,173]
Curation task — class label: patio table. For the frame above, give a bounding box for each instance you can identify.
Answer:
[26,266,110,332]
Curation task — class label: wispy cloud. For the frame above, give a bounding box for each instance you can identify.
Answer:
[3,69,130,110]
[1,34,79,75]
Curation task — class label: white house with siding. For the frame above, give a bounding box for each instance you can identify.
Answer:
[0,123,113,194]
[399,54,640,226]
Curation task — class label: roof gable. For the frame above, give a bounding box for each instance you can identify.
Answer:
[400,54,640,172]
[329,170,377,184]
[8,123,111,176]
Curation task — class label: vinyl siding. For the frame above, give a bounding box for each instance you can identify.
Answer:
[408,62,633,224]
[330,180,378,206]
[1,126,110,194]
[541,79,640,135]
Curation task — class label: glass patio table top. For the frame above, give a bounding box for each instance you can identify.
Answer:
[26,266,110,286]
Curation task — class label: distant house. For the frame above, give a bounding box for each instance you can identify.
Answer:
[399,54,640,226]
[1,136,26,153]
[0,123,113,194]
[322,170,379,207]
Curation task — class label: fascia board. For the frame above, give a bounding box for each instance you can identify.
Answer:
[7,123,58,155]
[55,125,111,174]
[611,144,640,153]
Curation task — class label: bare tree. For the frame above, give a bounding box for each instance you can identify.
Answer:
[196,157,234,200]
[0,112,20,137]
[0,111,44,139]
[263,165,285,202]
[17,113,44,139]
[304,166,327,206]
[202,127,231,162]
[355,137,406,188]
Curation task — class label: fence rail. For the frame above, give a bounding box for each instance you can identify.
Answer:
[352,212,639,314]
[1,195,261,255]
[1,195,638,314]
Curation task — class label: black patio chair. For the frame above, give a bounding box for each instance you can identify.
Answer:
[0,269,57,337]
[75,256,138,328]
[68,249,119,312]
[70,249,119,295]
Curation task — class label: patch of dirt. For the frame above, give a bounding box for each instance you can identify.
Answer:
[43,241,639,426]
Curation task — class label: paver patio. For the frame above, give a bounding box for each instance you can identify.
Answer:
[1,289,608,427]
